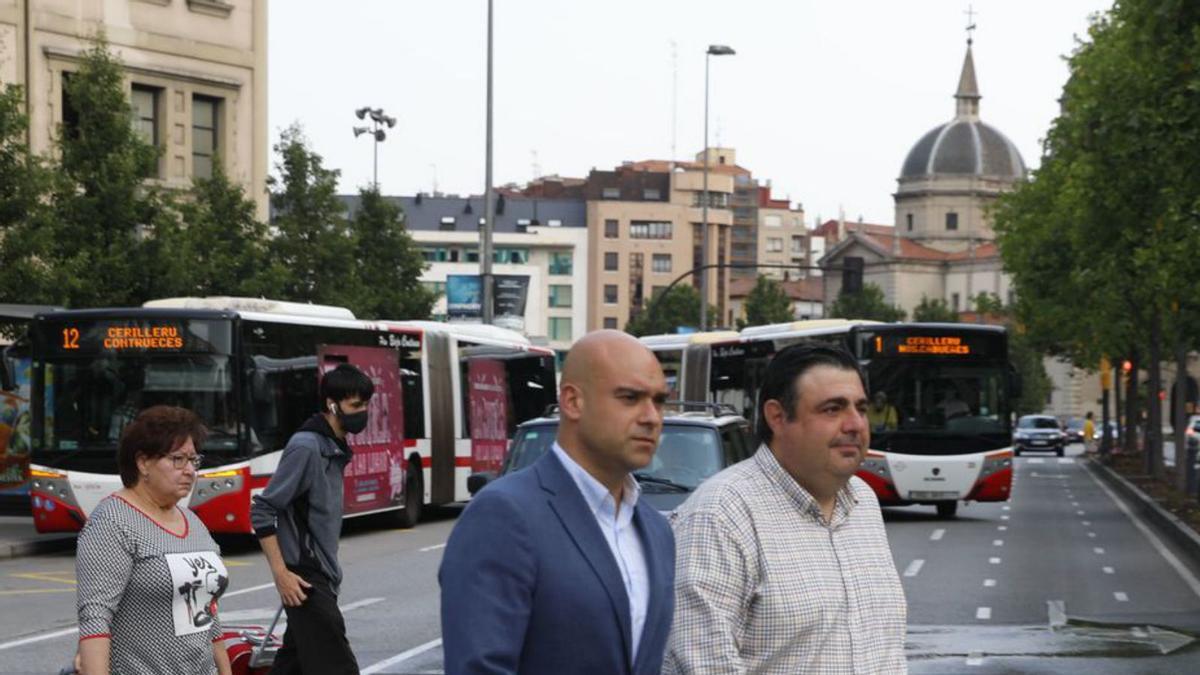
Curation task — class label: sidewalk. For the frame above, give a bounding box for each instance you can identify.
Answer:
[0,515,76,560]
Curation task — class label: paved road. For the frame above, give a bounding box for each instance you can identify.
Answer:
[2,443,1199,673]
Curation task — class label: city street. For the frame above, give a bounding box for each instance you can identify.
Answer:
[1,444,1198,674]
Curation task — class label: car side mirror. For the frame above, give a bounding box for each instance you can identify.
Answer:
[467,471,496,496]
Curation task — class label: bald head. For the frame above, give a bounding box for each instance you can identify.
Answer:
[561,329,657,388]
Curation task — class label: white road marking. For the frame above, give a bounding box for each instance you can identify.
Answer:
[1114,592,1129,602]
[966,652,985,666]
[983,579,997,587]
[341,597,385,613]
[997,525,1008,531]
[1002,505,1011,511]
[989,557,1002,564]
[1059,458,1075,464]
[1082,520,1091,526]
[419,543,447,552]
[1072,502,1080,507]
[1094,547,1106,554]
[1103,566,1115,574]
[930,529,946,541]
[1077,510,1086,516]
[361,638,443,674]
[1028,458,1045,464]
[1086,464,1200,600]
[1001,515,1010,521]
[993,539,1004,547]
[1132,626,1149,638]
[903,559,925,578]
[0,580,279,651]
[1088,532,1097,538]
[976,606,992,620]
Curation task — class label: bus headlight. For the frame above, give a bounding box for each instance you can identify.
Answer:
[30,468,80,509]
[861,453,892,480]
[191,469,246,507]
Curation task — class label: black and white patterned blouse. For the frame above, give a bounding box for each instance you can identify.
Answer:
[77,495,229,675]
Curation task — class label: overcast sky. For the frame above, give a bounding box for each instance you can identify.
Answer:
[269,0,1112,226]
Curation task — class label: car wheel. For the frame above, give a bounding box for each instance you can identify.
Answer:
[1014,448,1021,457]
[1056,447,1064,457]
[392,455,424,529]
[936,501,959,519]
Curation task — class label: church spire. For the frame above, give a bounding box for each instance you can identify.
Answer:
[956,8,981,119]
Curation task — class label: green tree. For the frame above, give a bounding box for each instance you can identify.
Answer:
[0,83,56,310]
[912,296,958,323]
[827,283,905,322]
[267,124,361,309]
[741,275,793,327]
[348,186,435,320]
[625,285,716,337]
[163,159,285,298]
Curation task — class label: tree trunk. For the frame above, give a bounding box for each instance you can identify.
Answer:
[1148,311,1164,479]
[1113,359,1123,459]
[1175,343,1190,494]
[1126,350,1140,456]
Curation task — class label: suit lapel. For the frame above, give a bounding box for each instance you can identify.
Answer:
[536,452,633,669]
[631,502,666,674]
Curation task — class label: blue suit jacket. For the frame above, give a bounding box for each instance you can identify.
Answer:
[439,450,676,675]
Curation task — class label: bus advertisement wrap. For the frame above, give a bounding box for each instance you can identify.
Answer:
[468,359,509,475]
[318,346,405,514]
[0,356,32,495]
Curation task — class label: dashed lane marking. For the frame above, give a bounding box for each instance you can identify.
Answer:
[930,529,946,541]
[966,652,985,666]
[993,539,1004,547]
[361,638,444,675]
[997,525,1007,531]
[1088,532,1097,538]
[1103,566,1115,574]
[419,543,447,552]
[1059,458,1075,464]
[976,607,992,620]
[989,557,1002,564]
[1114,592,1129,602]
[1028,458,1045,464]
[1094,547,1106,555]
[1077,510,1086,516]
[1001,515,1010,521]
[1083,520,1091,526]
[983,579,997,587]
[903,559,925,578]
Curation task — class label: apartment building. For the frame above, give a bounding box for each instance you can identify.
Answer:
[0,0,269,218]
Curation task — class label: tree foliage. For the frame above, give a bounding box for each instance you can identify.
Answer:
[912,296,958,323]
[741,275,793,328]
[0,83,55,306]
[625,285,716,337]
[827,283,905,322]
[349,186,435,319]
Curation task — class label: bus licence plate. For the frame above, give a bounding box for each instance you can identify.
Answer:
[908,490,959,500]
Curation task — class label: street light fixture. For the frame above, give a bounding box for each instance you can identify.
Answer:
[352,106,397,188]
[700,44,735,330]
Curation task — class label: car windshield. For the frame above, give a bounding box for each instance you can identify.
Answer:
[1019,417,1060,429]
[504,421,725,489]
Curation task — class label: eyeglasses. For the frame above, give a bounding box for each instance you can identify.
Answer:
[165,454,204,470]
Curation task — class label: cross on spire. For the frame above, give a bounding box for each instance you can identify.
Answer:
[965,5,978,45]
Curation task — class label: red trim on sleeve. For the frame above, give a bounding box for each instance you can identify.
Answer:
[79,633,111,642]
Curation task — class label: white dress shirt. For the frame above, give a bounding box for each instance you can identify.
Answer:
[551,442,651,661]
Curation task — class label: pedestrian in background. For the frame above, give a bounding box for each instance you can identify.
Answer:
[76,406,231,675]
[250,364,374,675]
[440,330,676,675]
[1084,411,1096,453]
[665,343,907,674]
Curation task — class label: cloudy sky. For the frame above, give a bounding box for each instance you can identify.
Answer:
[269,0,1111,226]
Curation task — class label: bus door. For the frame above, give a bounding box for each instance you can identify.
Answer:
[318,345,404,515]
[465,357,508,476]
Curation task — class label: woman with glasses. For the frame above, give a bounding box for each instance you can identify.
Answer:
[75,406,233,675]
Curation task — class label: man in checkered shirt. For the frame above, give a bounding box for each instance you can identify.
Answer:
[664,343,908,674]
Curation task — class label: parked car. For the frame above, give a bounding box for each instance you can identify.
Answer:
[1063,417,1086,444]
[467,404,758,512]
[1013,414,1067,456]
[1185,415,1200,451]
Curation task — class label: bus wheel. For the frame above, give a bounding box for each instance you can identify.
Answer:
[394,457,424,529]
[936,501,958,519]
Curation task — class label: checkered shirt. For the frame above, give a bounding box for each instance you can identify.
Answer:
[664,446,908,674]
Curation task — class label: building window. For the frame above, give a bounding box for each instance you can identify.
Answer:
[494,248,529,264]
[602,187,620,199]
[766,237,784,253]
[439,216,456,231]
[692,191,729,208]
[629,221,673,239]
[652,254,671,274]
[604,284,618,304]
[1007,289,1015,306]
[549,284,572,308]
[604,252,619,271]
[549,252,573,275]
[131,85,159,147]
[764,214,782,228]
[547,219,562,227]
[61,72,80,141]
[643,188,661,200]
[906,213,914,231]
[946,212,959,231]
[603,317,618,329]
[951,292,961,311]
[548,317,573,341]
[192,95,220,179]
[791,236,804,253]
[605,219,619,238]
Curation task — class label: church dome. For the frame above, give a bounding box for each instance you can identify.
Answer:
[899,42,1026,181]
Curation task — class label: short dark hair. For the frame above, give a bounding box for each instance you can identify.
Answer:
[118,406,208,488]
[320,364,375,408]
[756,342,865,444]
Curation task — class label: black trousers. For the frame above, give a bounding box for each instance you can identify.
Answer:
[269,569,359,675]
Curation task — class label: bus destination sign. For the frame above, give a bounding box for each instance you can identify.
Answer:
[896,335,970,356]
[865,331,1004,359]
[42,319,230,356]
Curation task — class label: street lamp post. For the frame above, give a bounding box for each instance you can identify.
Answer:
[481,0,496,324]
[353,106,397,189]
[700,44,735,331]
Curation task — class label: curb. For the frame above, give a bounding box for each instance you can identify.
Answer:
[1083,457,1200,569]
[0,535,76,560]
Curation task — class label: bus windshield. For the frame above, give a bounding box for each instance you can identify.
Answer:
[38,354,237,456]
[866,360,1010,444]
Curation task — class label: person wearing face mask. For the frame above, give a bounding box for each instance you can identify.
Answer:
[250,363,374,675]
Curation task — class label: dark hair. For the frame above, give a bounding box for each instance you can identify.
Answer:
[756,342,865,444]
[320,364,375,409]
[118,406,208,488]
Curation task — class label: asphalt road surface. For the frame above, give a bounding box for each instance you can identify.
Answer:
[1,443,1198,673]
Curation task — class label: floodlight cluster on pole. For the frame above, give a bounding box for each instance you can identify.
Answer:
[352,106,397,188]
[699,44,736,331]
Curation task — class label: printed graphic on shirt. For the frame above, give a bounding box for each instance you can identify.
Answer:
[165,552,228,636]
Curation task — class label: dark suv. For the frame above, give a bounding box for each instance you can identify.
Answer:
[468,404,758,512]
[1013,414,1067,456]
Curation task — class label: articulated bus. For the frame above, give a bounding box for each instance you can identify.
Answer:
[642,320,1015,517]
[26,297,557,533]
[640,331,739,402]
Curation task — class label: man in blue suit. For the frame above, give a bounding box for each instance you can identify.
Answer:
[440,330,676,675]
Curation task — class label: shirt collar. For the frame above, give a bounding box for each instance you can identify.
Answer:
[551,442,640,520]
[753,444,858,525]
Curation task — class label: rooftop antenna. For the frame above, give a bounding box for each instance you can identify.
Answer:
[965,4,977,45]
[430,163,438,195]
[531,149,541,181]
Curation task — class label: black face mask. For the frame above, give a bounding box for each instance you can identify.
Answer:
[331,403,369,435]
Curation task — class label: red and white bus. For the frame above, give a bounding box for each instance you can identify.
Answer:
[27,297,557,533]
[645,320,1016,518]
